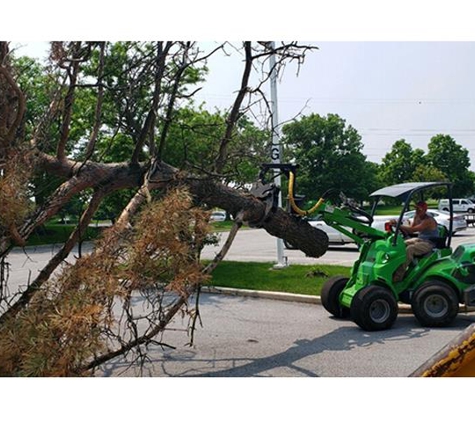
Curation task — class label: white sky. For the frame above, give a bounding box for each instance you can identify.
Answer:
[202,41,475,168]
[6,0,475,168]
[15,40,475,169]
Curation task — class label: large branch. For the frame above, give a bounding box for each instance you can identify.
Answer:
[150,161,329,258]
[214,42,253,174]
[0,152,147,256]
[45,155,329,259]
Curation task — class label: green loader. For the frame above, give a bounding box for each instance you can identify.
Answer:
[255,164,475,331]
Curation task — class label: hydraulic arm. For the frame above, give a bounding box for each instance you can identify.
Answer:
[252,163,386,246]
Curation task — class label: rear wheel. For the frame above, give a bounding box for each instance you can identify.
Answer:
[321,276,350,318]
[350,285,398,331]
[411,280,459,327]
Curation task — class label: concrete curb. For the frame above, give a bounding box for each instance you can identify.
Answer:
[201,286,475,315]
[202,286,321,304]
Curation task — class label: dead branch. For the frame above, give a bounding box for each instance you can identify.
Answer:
[0,188,106,324]
[56,42,83,161]
[204,213,244,274]
[156,42,194,160]
[214,42,253,174]
[83,42,106,161]
[0,42,26,148]
[131,42,173,164]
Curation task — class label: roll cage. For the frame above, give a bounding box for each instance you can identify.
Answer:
[369,182,454,247]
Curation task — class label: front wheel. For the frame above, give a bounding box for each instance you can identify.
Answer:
[411,280,459,327]
[350,285,398,331]
[321,276,350,318]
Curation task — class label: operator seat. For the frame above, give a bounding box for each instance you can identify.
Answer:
[429,225,449,249]
[413,224,449,259]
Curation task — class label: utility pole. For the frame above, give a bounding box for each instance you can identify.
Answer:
[269,42,287,269]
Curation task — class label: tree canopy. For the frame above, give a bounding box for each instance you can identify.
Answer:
[282,113,379,203]
[426,134,474,197]
[378,136,474,197]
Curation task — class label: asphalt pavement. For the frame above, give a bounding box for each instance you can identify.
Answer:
[5,226,475,377]
[201,225,475,266]
[97,292,475,377]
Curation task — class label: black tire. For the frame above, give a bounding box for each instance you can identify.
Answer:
[321,276,350,318]
[350,285,398,331]
[283,240,297,250]
[411,280,459,327]
[468,208,474,214]
[442,208,449,212]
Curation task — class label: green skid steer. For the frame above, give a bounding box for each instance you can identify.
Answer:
[254,164,475,331]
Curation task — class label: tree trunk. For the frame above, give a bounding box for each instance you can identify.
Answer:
[151,161,330,258]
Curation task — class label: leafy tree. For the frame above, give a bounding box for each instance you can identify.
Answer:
[426,134,474,197]
[282,113,377,203]
[161,107,268,185]
[378,139,426,185]
[412,164,447,183]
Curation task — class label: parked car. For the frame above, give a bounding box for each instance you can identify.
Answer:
[309,215,354,244]
[438,198,475,213]
[284,216,355,249]
[369,215,398,232]
[402,209,467,234]
[285,214,401,249]
[284,206,467,250]
[210,210,226,222]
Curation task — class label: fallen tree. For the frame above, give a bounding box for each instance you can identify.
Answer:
[0,41,328,375]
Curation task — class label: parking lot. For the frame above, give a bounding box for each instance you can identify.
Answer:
[5,224,475,377]
[201,224,475,266]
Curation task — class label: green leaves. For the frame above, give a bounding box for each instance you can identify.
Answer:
[282,113,377,202]
[379,135,474,197]
[427,134,473,196]
[380,139,425,184]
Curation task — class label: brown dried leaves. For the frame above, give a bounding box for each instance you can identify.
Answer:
[0,187,211,376]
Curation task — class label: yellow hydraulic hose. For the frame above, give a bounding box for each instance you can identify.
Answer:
[288,171,324,216]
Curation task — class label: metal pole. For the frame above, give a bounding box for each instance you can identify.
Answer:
[269,42,287,268]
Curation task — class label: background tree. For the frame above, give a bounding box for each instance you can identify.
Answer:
[426,134,474,197]
[281,113,378,203]
[378,139,427,185]
[162,107,269,187]
[412,164,447,183]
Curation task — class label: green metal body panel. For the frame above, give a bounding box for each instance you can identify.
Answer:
[339,239,475,310]
[314,197,475,310]
[256,166,475,317]
[340,235,405,308]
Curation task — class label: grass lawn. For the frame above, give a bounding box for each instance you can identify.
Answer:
[209,220,251,231]
[372,200,438,216]
[207,261,351,296]
[26,224,103,246]
[25,223,352,298]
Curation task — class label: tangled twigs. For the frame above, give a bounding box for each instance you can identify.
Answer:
[0,187,214,376]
